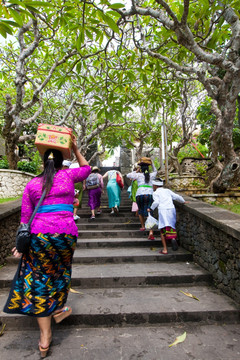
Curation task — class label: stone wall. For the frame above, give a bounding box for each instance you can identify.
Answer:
[119,146,132,175]
[168,175,206,190]
[176,198,240,303]
[180,157,210,175]
[0,169,35,198]
[0,200,21,265]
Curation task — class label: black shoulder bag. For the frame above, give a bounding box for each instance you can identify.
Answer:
[16,189,47,253]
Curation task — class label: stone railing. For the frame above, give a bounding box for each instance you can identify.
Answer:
[0,169,35,198]
[176,198,240,304]
[0,199,21,265]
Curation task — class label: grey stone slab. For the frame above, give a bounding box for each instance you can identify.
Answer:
[0,261,211,289]
[71,247,193,264]
[0,199,21,220]
[76,237,163,248]
[78,216,140,223]
[0,285,239,328]
[77,222,140,230]
[1,323,240,360]
[77,229,155,238]
[4,247,193,266]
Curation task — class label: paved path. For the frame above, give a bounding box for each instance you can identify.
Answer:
[1,324,240,360]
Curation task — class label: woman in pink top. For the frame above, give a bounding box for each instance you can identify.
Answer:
[4,137,90,358]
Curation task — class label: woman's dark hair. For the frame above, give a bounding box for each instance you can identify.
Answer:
[141,164,150,183]
[38,149,63,194]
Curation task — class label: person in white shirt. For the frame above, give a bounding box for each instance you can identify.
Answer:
[127,158,157,240]
[148,178,186,254]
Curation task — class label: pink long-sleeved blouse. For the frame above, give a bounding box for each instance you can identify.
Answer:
[21,165,91,237]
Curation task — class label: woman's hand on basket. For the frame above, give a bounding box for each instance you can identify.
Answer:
[71,135,78,152]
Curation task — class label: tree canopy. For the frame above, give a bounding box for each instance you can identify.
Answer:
[1,1,240,191]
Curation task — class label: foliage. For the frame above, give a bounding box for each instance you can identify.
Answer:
[214,203,240,215]
[0,196,21,204]
[196,98,216,148]
[197,97,240,149]
[177,143,209,163]
[190,180,205,188]
[17,146,42,174]
[0,156,9,169]
[17,160,38,174]
[194,163,208,177]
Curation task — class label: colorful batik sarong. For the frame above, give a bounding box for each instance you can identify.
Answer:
[160,226,177,241]
[136,194,153,217]
[4,232,76,317]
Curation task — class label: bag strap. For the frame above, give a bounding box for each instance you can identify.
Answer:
[28,189,47,226]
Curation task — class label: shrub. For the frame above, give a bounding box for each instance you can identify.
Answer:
[0,156,9,169]
[17,160,39,174]
[194,163,208,177]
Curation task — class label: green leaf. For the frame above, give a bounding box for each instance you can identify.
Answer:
[8,0,26,6]
[53,17,59,29]
[169,332,187,347]
[8,8,23,26]
[0,26,7,38]
[24,5,41,14]
[102,13,119,34]
[0,21,13,35]
[76,30,84,51]
[18,9,36,19]
[85,28,93,40]
[0,19,22,27]
[106,10,121,19]
[110,3,125,9]
[24,1,54,7]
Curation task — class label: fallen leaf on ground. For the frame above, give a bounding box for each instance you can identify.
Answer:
[150,247,157,251]
[70,288,84,295]
[169,331,186,347]
[180,290,200,301]
[0,324,6,337]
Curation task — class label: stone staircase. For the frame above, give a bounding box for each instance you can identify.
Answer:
[0,190,239,332]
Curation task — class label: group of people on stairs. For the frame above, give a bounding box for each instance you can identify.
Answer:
[3,143,186,358]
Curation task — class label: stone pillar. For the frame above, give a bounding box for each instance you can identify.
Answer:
[85,141,100,167]
[119,145,132,175]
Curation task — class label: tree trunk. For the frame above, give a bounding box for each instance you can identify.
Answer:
[5,135,19,169]
[3,95,19,169]
[210,97,240,192]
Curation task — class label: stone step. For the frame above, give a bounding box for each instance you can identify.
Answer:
[77,222,143,230]
[77,216,140,223]
[81,199,131,204]
[75,237,163,248]
[5,247,193,266]
[76,212,133,218]
[77,206,132,214]
[77,229,156,238]
[1,284,239,329]
[0,260,206,289]
[73,248,192,265]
